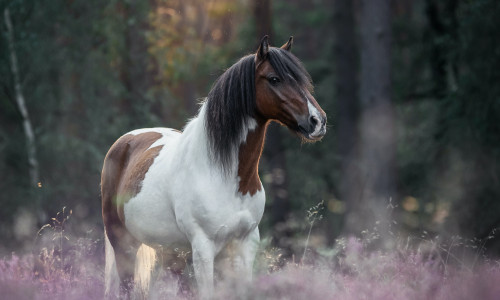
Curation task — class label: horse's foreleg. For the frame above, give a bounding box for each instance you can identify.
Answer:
[240,228,260,281]
[231,228,260,284]
[192,236,215,299]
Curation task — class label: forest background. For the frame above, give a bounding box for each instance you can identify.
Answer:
[0,0,499,260]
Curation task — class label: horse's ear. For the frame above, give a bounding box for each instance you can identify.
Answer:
[255,35,269,65]
[281,36,293,51]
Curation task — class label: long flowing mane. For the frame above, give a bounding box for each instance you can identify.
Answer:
[205,48,313,173]
[205,55,256,173]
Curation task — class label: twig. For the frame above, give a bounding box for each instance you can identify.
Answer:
[301,200,324,264]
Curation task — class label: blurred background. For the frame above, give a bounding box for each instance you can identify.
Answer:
[0,0,499,257]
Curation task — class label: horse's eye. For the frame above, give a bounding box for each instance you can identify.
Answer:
[268,76,281,85]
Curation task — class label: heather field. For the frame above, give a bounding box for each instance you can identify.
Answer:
[2,1,500,299]
[1,229,500,300]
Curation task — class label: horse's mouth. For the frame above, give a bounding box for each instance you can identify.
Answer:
[296,126,325,142]
[301,133,324,142]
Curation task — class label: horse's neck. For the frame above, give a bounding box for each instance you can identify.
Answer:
[176,105,212,168]
[237,119,268,196]
[180,104,267,196]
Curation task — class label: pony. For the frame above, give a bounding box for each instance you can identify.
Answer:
[101,36,327,298]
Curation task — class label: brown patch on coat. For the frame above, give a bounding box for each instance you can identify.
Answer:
[238,120,269,196]
[101,131,164,223]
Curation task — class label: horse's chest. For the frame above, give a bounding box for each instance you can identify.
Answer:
[177,181,266,243]
[212,208,259,243]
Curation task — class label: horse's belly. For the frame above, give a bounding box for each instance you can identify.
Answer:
[124,193,189,248]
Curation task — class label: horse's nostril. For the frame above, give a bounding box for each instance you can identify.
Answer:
[309,116,318,127]
[321,117,326,126]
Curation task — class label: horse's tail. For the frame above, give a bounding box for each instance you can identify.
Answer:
[104,230,119,298]
[104,231,157,298]
[135,243,157,297]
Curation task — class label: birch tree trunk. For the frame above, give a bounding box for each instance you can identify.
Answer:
[4,8,40,188]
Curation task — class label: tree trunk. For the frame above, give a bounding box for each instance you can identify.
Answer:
[333,0,358,243]
[344,0,396,245]
[4,8,40,188]
[254,0,272,42]
[119,0,155,127]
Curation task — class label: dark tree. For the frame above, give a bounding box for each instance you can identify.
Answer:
[344,0,396,243]
[333,0,358,239]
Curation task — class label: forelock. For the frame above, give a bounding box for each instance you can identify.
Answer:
[267,47,313,91]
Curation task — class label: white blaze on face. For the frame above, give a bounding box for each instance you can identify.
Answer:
[307,97,323,137]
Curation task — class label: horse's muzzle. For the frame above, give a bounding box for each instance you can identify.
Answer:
[298,115,327,141]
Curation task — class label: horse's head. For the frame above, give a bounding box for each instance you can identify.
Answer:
[254,36,327,141]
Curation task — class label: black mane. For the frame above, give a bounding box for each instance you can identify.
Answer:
[205,54,256,173]
[205,47,312,173]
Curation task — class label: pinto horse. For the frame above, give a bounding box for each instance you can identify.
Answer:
[101,36,327,298]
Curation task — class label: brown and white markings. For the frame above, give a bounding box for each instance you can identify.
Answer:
[101,36,327,299]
